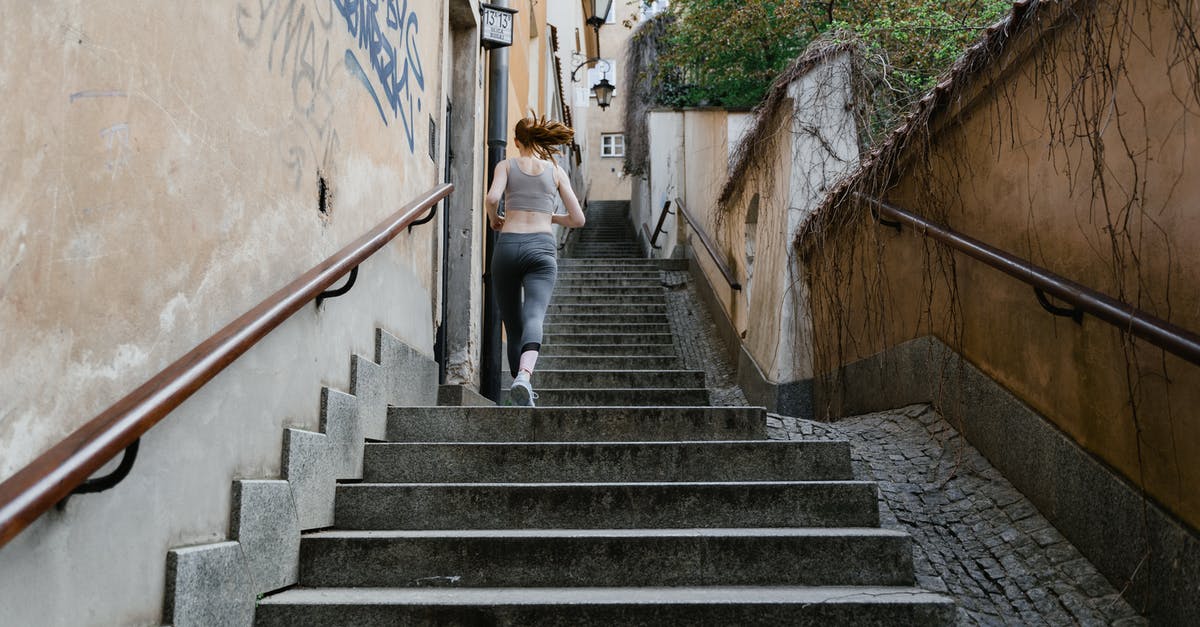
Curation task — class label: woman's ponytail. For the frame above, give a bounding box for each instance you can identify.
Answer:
[514,113,574,161]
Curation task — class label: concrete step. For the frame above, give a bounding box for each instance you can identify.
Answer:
[570,250,643,256]
[554,286,665,296]
[564,249,643,257]
[550,294,665,305]
[385,406,767,442]
[559,259,657,267]
[544,313,669,325]
[361,440,855,483]
[256,586,957,627]
[539,343,676,357]
[298,528,915,588]
[544,322,671,335]
[333,481,881,530]
[536,354,680,370]
[557,265,658,273]
[556,270,660,278]
[557,278,663,288]
[519,368,702,388]
[543,332,674,345]
[547,303,667,315]
[499,387,708,407]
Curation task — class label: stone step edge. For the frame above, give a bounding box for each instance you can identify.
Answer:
[303,527,907,541]
[259,585,956,607]
[340,480,876,488]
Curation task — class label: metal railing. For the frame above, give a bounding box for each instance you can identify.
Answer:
[858,193,1200,366]
[674,197,742,291]
[0,183,453,549]
[648,200,673,250]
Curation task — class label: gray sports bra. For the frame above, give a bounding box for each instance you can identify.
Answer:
[505,158,557,214]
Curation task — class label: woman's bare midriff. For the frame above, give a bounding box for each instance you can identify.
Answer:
[501,208,554,234]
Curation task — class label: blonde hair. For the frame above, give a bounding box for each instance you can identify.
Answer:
[514,113,574,161]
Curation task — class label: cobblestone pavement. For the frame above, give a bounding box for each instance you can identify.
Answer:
[661,269,748,406]
[663,268,1146,625]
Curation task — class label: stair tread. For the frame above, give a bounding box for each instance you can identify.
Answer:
[305,527,908,540]
[343,480,875,488]
[261,585,955,605]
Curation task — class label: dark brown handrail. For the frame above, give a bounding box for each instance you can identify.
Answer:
[857,193,1200,366]
[648,200,672,249]
[674,197,742,291]
[0,183,453,549]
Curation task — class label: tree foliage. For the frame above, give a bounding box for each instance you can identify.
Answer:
[650,0,1014,108]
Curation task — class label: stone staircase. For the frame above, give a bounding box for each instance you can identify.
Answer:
[255,201,956,625]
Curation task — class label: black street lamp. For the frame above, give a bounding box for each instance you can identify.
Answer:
[571,57,616,111]
[586,0,614,30]
[591,76,615,110]
[571,0,617,111]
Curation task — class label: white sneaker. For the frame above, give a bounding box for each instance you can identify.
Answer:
[510,372,537,407]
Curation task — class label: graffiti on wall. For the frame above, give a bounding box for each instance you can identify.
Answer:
[235,0,427,186]
[333,0,426,153]
[236,0,342,189]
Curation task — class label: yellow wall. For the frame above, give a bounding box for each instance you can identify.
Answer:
[0,2,479,623]
[580,0,637,201]
[806,1,1200,530]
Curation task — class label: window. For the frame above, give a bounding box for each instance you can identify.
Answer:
[601,133,624,158]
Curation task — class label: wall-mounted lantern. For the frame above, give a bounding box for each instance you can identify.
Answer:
[591,76,615,110]
[480,3,518,49]
[571,0,618,111]
[586,0,615,30]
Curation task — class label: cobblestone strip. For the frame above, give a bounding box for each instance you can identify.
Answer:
[770,407,1147,626]
[661,269,748,406]
[670,263,1145,625]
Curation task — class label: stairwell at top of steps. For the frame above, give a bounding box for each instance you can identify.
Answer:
[254,201,957,625]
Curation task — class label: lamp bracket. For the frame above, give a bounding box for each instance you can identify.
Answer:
[570,56,612,83]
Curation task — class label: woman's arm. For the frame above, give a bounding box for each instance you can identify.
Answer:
[485,160,508,230]
[552,165,586,228]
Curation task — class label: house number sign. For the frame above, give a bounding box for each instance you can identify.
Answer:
[480,4,518,49]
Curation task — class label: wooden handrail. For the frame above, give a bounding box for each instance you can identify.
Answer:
[857,193,1200,366]
[674,198,742,290]
[0,183,453,549]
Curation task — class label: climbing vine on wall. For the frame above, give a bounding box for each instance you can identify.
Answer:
[648,0,1013,109]
[785,1,1200,609]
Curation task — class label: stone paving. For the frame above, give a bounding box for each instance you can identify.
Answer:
[661,269,748,407]
[661,267,1147,626]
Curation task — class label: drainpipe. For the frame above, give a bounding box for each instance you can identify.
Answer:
[480,0,511,402]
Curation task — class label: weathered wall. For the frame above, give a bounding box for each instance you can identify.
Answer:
[642,110,683,257]
[806,0,1200,537]
[726,55,859,386]
[582,0,634,202]
[0,1,480,624]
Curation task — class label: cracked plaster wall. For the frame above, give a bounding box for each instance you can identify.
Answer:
[0,2,482,624]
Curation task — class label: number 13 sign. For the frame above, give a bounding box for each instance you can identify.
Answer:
[481,3,518,49]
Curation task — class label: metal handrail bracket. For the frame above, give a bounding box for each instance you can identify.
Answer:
[0,183,454,549]
[855,192,1200,366]
[649,200,673,250]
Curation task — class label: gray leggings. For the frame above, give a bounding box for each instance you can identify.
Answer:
[492,231,558,377]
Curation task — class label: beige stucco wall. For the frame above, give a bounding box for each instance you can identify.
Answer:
[806,2,1200,531]
[580,0,635,202]
[0,1,482,624]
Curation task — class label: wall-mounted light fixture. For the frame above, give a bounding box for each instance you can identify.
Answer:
[571,0,617,111]
[571,57,615,111]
